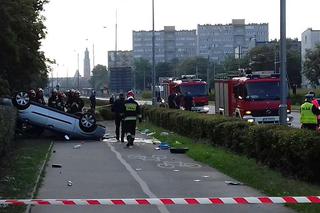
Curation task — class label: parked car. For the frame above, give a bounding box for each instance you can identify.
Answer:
[11,91,106,140]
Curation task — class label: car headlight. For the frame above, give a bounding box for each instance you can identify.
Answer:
[245,111,252,115]
[247,118,254,123]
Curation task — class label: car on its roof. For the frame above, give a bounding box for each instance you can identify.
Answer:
[10,91,106,140]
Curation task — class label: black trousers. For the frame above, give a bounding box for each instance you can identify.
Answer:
[301,124,317,130]
[115,114,124,141]
[124,120,137,144]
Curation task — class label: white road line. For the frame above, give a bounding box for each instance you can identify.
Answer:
[106,142,170,213]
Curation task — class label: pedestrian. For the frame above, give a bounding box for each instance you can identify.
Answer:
[292,84,297,95]
[57,91,65,111]
[109,94,115,105]
[123,91,142,148]
[308,91,320,127]
[168,93,177,109]
[300,94,320,130]
[111,93,125,142]
[28,89,37,102]
[90,90,96,112]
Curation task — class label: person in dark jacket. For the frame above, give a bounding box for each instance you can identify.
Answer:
[168,93,177,109]
[111,93,125,142]
[36,88,46,105]
[90,90,96,112]
[123,91,142,148]
[184,92,193,111]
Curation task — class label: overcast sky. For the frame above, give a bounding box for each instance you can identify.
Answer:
[41,0,320,77]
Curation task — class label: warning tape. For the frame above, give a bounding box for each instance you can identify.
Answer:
[1,196,320,206]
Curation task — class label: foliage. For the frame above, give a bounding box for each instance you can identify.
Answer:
[0,0,50,94]
[98,106,114,120]
[143,106,320,182]
[0,106,16,160]
[303,44,320,86]
[156,62,174,80]
[134,58,151,90]
[89,64,108,91]
[141,91,152,99]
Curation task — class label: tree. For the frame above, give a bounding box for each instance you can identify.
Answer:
[303,44,320,86]
[0,0,50,94]
[89,64,108,91]
[156,62,174,80]
[134,58,151,90]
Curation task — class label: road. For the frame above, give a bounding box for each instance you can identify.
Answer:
[31,121,294,213]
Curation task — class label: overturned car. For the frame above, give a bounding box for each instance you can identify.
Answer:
[11,92,106,140]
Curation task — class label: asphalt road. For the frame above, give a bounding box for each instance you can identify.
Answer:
[32,121,294,213]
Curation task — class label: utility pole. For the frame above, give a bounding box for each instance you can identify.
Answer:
[77,53,80,90]
[279,0,287,125]
[114,9,118,67]
[152,0,156,105]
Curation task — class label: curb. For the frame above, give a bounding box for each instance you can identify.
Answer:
[25,141,53,213]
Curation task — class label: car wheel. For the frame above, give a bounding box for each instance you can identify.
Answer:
[79,113,97,132]
[12,92,30,110]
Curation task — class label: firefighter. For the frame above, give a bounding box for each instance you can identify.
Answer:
[48,89,58,109]
[35,88,46,105]
[123,91,142,148]
[29,89,37,102]
[56,91,66,111]
[300,94,320,130]
[111,93,125,142]
[184,91,193,111]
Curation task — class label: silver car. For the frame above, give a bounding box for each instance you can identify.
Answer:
[11,92,106,140]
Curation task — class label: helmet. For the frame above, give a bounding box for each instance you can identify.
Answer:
[127,90,135,99]
[305,94,314,102]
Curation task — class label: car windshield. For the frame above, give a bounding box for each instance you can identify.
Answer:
[180,84,207,96]
[245,82,281,101]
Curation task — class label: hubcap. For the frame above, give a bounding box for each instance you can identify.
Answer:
[81,114,95,128]
[16,92,29,106]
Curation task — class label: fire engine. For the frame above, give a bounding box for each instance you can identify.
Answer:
[214,71,293,124]
[156,75,209,113]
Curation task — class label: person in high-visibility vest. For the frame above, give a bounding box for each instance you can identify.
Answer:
[300,94,320,130]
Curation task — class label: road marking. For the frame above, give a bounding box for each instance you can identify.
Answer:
[106,142,170,213]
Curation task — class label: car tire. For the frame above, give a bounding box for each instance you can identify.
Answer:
[12,92,30,110]
[79,112,97,132]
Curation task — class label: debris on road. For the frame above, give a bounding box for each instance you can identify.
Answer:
[194,179,201,182]
[159,142,170,150]
[67,180,72,186]
[64,135,70,141]
[135,168,142,171]
[170,147,189,154]
[52,164,62,168]
[73,145,81,149]
[147,132,156,136]
[225,181,243,185]
[160,132,169,136]
[155,147,160,150]
[52,150,56,153]
[141,129,150,134]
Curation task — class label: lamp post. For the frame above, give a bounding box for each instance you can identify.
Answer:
[279,0,287,125]
[151,0,156,105]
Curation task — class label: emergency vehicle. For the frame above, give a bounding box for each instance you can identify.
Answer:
[214,71,293,124]
[156,75,209,113]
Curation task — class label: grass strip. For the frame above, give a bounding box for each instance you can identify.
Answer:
[139,122,320,213]
[0,139,51,213]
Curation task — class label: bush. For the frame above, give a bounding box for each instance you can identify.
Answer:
[143,106,320,182]
[98,106,114,120]
[0,106,17,160]
[141,91,152,100]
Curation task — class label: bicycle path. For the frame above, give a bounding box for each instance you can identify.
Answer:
[31,121,294,213]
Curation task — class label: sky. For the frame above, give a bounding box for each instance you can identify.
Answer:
[41,0,320,78]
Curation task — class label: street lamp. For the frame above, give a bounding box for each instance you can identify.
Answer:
[279,0,288,125]
[152,0,156,105]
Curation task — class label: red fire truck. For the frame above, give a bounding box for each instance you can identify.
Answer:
[214,71,293,124]
[157,75,209,113]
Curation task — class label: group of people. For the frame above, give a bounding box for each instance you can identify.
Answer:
[168,92,194,111]
[111,91,142,148]
[28,88,87,114]
[300,91,320,130]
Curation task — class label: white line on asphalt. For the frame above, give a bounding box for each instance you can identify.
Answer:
[106,142,170,213]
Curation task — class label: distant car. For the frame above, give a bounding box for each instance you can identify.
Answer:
[11,91,106,140]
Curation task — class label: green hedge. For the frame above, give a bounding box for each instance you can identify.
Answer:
[97,106,114,120]
[0,106,17,160]
[143,106,320,182]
